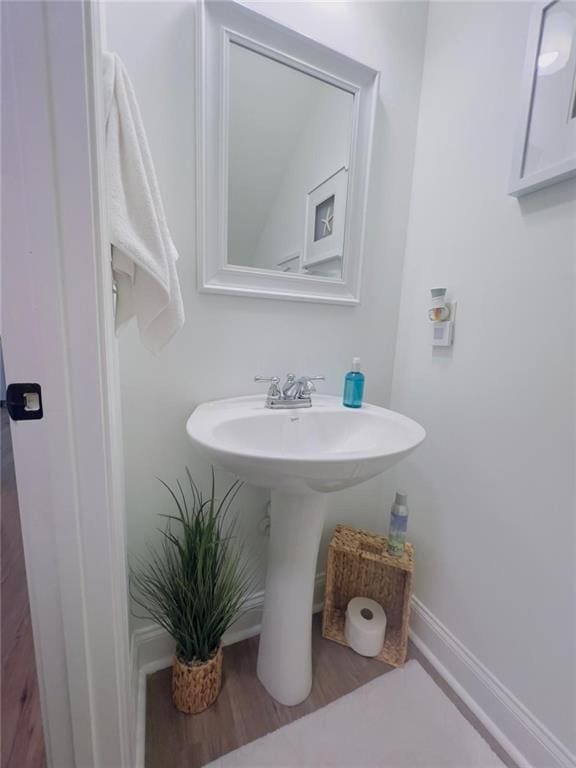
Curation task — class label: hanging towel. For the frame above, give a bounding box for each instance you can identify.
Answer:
[102,52,184,354]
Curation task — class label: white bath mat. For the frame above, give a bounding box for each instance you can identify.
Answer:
[205,660,505,767]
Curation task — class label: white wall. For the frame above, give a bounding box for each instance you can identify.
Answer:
[387,1,576,758]
[105,0,428,625]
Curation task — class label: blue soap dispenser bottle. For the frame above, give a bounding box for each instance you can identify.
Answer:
[343,357,365,408]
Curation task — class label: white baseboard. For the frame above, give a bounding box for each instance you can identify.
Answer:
[410,597,575,768]
[131,573,326,768]
[131,580,575,768]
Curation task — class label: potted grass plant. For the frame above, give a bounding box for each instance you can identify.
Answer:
[130,468,252,714]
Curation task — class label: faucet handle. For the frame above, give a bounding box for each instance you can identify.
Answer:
[254,376,281,398]
[300,375,325,396]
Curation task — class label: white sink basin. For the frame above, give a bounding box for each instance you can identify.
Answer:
[186,395,425,494]
[186,394,425,706]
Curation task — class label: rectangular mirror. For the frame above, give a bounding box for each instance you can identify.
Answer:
[197,1,379,303]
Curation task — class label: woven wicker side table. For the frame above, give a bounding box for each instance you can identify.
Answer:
[322,524,414,667]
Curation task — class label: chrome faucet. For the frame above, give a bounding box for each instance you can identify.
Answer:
[254,373,325,409]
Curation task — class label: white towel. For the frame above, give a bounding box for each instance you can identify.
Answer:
[103,52,184,354]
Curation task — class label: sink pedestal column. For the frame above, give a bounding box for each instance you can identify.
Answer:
[257,490,327,706]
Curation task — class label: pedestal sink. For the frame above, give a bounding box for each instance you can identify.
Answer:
[186,394,425,705]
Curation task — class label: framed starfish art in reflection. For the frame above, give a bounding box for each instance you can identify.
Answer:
[303,166,348,271]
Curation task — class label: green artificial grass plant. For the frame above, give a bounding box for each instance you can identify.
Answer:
[130,468,252,664]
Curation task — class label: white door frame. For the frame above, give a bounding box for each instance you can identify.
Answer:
[2,2,132,766]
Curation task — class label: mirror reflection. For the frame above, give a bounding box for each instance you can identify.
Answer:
[227,42,354,278]
[523,0,576,177]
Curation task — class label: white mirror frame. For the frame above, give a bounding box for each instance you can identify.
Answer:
[196,0,379,305]
[509,0,576,197]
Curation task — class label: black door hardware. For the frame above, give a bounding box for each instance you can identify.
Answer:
[0,383,43,421]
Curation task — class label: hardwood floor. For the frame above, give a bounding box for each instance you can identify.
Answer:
[1,410,47,768]
[146,615,516,768]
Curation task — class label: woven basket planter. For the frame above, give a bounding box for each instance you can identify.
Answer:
[172,646,223,714]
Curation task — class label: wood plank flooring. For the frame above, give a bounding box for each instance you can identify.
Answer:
[1,410,47,768]
[146,615,516,768]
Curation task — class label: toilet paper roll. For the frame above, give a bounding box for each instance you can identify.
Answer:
[344,597,387,657]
